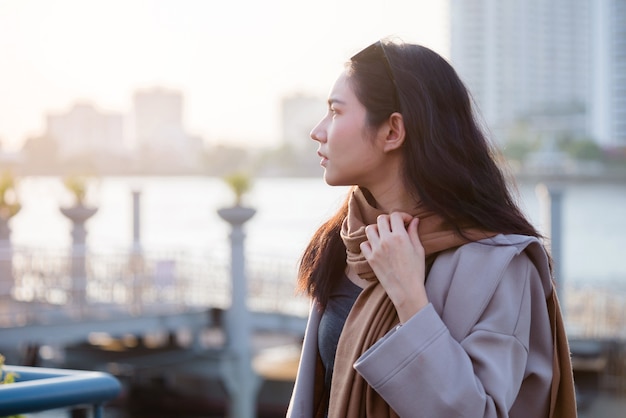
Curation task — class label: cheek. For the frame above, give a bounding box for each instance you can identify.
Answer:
[328,118,359,146]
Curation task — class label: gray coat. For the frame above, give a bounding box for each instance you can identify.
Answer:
[287,234,554,418]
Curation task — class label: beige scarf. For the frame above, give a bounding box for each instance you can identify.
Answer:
[320,188,576,417]
[325,188,491,417]
[339,188,485,281]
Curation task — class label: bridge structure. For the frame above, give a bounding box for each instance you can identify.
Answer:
[0,205,309,417]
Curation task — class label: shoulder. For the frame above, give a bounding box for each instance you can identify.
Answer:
[454,233,544,259]
[434,233,551,291]
[427,234,553,339]
[439,234,549,280]
[461,234,552,292]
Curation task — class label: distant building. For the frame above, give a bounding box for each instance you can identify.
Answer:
[281,93,324,153]
[46,102,126,159]
[450,0,590,143]
[0,150,23,170]
[590,0,626,146]
[132,88,202,166]
[133,87,183,148]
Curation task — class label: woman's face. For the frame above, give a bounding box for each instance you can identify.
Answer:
[310,71,392,188]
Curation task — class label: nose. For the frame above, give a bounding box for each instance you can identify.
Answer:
[310,118,326,143]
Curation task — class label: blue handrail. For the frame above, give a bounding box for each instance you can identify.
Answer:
[0,365,121,418]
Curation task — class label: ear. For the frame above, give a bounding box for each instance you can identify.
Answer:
[381,112,405,152]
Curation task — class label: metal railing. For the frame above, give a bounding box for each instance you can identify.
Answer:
[0,246,309,328]
[0,365,121,418]
[2,245,626,338]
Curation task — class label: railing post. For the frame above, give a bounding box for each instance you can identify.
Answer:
[132,189,142,251]
[218,205,261,418]
[60,205,98,316]
[130,189,145,315]
[0,217,14,304]
[537,182,565,312]
[93,403,104,418]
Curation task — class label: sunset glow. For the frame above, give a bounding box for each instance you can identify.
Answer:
[0,0,449,150]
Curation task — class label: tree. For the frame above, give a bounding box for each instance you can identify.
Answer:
[0,171,21,220]
[558,137,603,161]
[223,171,252,206]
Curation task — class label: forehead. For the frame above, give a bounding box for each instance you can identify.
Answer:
[329,71,358,104]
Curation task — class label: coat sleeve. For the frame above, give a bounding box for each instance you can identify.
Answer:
[354,252,547,418]
[287,302,323,418]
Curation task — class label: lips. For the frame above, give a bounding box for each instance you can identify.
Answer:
[317,152,328,167]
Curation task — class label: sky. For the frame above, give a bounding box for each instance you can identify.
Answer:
[0,0,449,151]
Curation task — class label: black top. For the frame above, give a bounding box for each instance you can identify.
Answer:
[318,273,363,391]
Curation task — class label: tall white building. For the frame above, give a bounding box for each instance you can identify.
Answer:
[281,93,324,153]
[591,0,626,146]
[133,88,202,164]
[450,0,591,143]
[46,102,125,159]
[133,87,184,148]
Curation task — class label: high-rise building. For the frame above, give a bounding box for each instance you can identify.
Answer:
[590,0,626,146]
[132,88,202,165]
[450,0,591,143]
[281,93,324,153]
[133,87,184,148]
[46,102,125,159]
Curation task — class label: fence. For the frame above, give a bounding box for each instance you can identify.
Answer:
[0,365,121,418]
[0,246,309,329]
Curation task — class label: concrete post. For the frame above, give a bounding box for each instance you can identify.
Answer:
[217,205,260,418]
[132,190,141,252]
[0,216,14,307]
[60,205,98,316]
[536,183,565,309]
[0,217,10,242]
[129,190,145,314]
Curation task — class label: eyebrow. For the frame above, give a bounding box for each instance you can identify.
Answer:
[328,97,346,106]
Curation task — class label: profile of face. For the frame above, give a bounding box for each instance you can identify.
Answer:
[310,71,402,189]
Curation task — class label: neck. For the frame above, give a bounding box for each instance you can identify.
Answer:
[361,183,417,213]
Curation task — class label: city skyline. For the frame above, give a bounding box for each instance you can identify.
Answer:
[0,0,450,152]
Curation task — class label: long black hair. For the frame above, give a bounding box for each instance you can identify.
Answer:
[298,40,542,306]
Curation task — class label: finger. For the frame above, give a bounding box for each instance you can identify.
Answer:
[408,217,423,249]
[377,214,391,235]
[364,224,380,245]
[395,211,415,225]
[360,241,372,258]
[390,212,410,233]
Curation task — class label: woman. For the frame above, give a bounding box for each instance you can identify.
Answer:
[287,40,576,418]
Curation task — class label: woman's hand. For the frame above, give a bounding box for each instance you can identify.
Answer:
[360,212,429,323]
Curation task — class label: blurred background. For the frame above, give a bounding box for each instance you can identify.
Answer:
[0,0,625,417]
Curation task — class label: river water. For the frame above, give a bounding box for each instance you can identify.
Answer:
[8,176,626,286]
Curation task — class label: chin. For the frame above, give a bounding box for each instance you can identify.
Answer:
[323,173,350,187]
[323,173,339,186]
